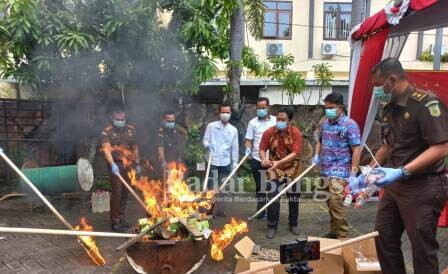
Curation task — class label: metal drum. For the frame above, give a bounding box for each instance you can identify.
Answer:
[20,158,94,195]
[125,239,209,274]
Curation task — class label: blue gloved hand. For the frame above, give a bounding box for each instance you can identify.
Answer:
[136,164,142,176]
[207,144,214,152]
[245,147,252,157]
[312,154,320,165]
[373,167,403,187]
[348,174,367,193]
[0,147,3,154]
[111,163,119,175]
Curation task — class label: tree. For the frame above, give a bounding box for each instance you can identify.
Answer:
[162,0,265,106]
[312,63,334,104]
[0,0,204,160]
[228,0,264,108]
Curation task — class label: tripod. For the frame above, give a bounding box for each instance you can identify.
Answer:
[285,261,313,274]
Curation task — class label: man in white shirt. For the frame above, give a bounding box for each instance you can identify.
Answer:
[203,103,239,216]
[245,97,277,220]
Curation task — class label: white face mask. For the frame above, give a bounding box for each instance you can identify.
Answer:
[113,119,126,128]
[220,113,231,122]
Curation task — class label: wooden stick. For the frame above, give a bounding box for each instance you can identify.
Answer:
[0,226,136,238]
[115,218,167,252]
[116,173,152,217]
[219,154,249,192]
[0,151,74,230]
[0,193,26,203]
[202,152,213,193]
[0,151,107,265]
[248,164,316,221]
[320,231,379,252]
[238,231,380,274]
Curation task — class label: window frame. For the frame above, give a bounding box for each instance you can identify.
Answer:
[263,1,293,40]
[323,2,352,41]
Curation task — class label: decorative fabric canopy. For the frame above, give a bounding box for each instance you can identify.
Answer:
[347,0,448,145]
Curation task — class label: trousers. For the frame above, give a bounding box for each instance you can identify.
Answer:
[266,178,300,229]
[375,174,447,274]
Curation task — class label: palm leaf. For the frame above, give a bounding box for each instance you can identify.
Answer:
[243,0,264,40]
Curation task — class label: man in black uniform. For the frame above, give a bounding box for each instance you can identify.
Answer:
[101,106,141,232]
[360,58,448,274]
[156,110,187,169]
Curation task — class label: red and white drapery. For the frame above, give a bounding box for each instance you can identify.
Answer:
[347,0,439,144]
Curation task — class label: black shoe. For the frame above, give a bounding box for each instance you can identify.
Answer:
[289,225,300,235]
[321,232,338,239]
[119,219,130,229]
[111,223,129,233]
[266,228,277,239]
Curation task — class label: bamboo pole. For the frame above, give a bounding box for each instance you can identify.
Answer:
[0,227,136,238]
[202,152,213,193]
[248,164,316,221]
[219,154,249,192]
[0,150,106,265]
[0,151,75,230]
[238,231,380,274]
[115,218,168,252]
[116,173,152,217]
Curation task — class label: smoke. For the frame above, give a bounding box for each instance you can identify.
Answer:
[14,0,198,168]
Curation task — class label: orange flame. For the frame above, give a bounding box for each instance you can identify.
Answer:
[210,218,248,261]
[74,217,106,266]
[110,145,136,168]
[128,162,214,219]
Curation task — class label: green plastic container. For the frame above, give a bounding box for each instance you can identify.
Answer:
[20,158,94,195]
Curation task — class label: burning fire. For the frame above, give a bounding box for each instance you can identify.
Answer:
[110,144,136,168]
[111,147,248,261]
[74,217,106,266]
[210,218,248,261]
[128,161,214,219]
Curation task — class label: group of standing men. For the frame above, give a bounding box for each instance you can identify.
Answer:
[101,108,186,232]
[100,58,447,274]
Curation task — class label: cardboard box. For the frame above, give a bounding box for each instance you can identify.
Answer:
[234,236,381,274]
[342,237,382,274]
[233,236,287,274]
[308,237,344,274]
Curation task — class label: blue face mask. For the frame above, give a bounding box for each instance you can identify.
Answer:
[325,108,338,120]
[164,122,175,129]
[373,86,392,102]
[257,109,268,118]
[276,121,288,130]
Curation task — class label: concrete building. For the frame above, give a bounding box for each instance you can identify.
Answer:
[198,0,448,105]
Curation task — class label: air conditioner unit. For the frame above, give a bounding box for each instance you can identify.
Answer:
[322,43,337,55]
[429,44,447,55]
[266,43,283,56]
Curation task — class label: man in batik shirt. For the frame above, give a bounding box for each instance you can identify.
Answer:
[313,93,361,239]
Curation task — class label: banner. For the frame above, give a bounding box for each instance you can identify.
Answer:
[406,70,448,107]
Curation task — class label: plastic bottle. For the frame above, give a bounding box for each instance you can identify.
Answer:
[343,194,353,207]
[355,183,379,208]
[104,191,110,212]
[98,191,104,213]
[91,192,98,213]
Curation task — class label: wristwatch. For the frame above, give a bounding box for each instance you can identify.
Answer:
[399,166,412,178]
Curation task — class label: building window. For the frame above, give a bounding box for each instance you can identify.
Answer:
[263,1,292,39]
[323,3,351,40]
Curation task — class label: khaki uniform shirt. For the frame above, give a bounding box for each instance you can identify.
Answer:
[101,124,137,163]
[381,86,448,175]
